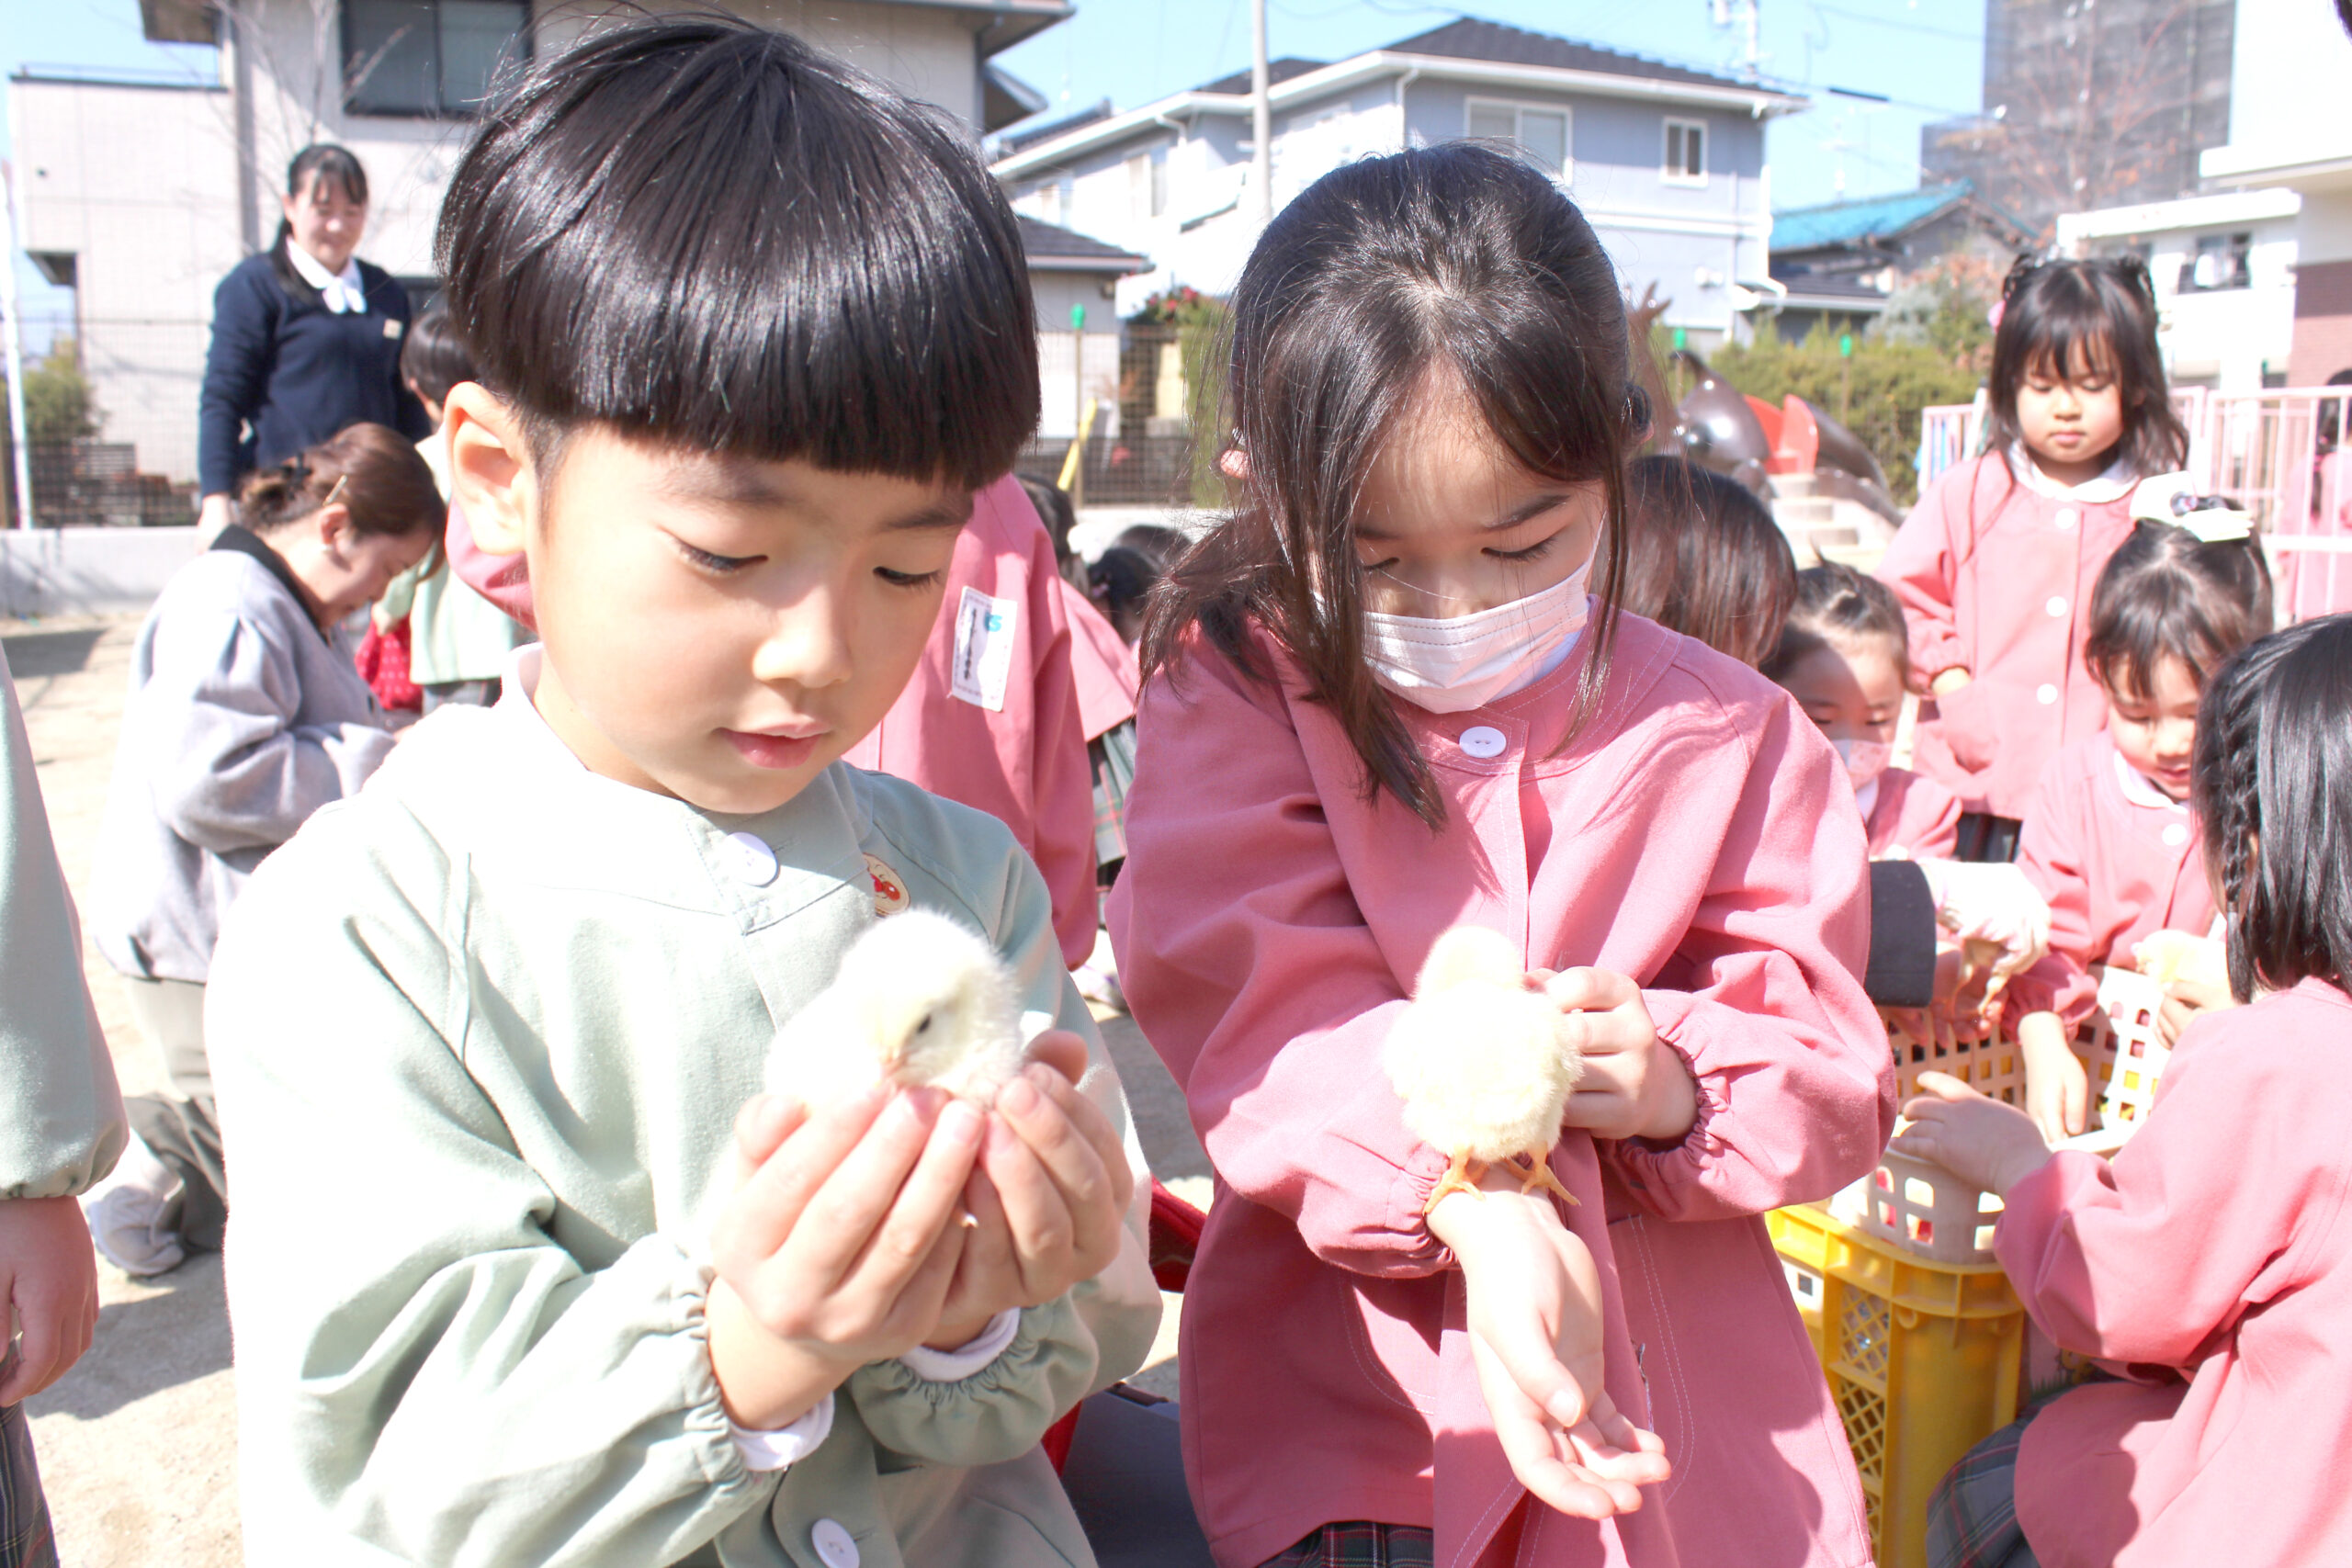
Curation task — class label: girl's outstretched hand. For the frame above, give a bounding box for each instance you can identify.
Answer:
[2015,1010,2089,1145]
[1429,1171,1670,1518]
[1892,1072,2053,1198]
[1542,968,1698,1144]
[2155,977,2233,1048]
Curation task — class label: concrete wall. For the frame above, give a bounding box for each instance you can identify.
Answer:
[0,528,201,619]
[1030,270,1127,437]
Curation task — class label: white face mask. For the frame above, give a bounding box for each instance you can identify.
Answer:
[1362,560,1592,714]
[1833,736,1893,791]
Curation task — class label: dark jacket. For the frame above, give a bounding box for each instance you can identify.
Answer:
[197,244,429,498]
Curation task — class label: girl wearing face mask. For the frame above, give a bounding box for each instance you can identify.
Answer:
[1109,147,1891,1568]
[1767,563,1962,861]
[197,145,433,540]
[2005,514,2273,1145]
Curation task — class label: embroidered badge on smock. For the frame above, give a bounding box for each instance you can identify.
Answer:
[864,853,910,917]
[949,587,1018,712]
[382,318,403,339]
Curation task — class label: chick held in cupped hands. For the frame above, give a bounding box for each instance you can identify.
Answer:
[1384,925,1586,1214]
[766,910,1031,1108]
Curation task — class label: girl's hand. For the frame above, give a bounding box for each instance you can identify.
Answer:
[1892,1072,2053,1197]
[1543,969,1697,1143]
[2015,1010,2088,1144]
[927,1034,1135,1350]
[707,1085,984,1429]
[2155,978,2233,1048]
[0,1196,101,1405]
[1429,1172,1670,1517]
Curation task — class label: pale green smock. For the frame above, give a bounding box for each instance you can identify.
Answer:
[0,642,126,1199]
[206,650,1159,1565]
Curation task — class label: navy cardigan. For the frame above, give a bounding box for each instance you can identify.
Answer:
[197,246,431,498]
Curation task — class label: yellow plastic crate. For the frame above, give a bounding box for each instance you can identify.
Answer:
[1770,1205,2026,1568]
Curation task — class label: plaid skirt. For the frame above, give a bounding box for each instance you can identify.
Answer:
[1091,719,1138,877]
[1926,1416,2041,1568]
[1259,1523,1433,1568]
[0,1401,58,1568]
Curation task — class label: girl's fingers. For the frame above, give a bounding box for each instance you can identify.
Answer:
[838,1099,989,1296]
[718,1086,888,1266]
[731,1092,808,1187]
[999,1068,1125,1252]
[978,1115,1073,1296]
[1022,1030,1091,1086]
[1012,1061,1136,1212]
[1544,966,1640,1018]
[2062,1072,2089,1137]
[1478,1313,1590,1431]
[770,1091,953,1285]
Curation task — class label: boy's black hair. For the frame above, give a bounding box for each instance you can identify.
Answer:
[1984,255,2188,481]
[1016,473,1078,564]
[435,16,1038,489]
[1764,561,1911,686]
[399,300,477,409]
[2084,520,2272,702]
[2193,615,2352,1000]
[1613,456,1796,670]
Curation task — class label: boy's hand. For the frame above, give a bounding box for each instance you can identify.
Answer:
[926,1032,1136,1350]
[2156,978,2233,1048]
[0,1196,101,1405]
[1543,969,1697,1144]
[1893,1072,2053,1197]
[1429,1171,1669,1518]
[2016,1010,2088,1144]
[707,1084,984,1429]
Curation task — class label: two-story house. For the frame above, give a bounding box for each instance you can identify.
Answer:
[10,0,1068,491]
[989,19,1806,354]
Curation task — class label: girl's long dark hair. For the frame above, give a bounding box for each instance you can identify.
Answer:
[2193,615,2352,1000]
[269,144,370,301]
[1142,144,1640,828]
[1984,254,2187,480]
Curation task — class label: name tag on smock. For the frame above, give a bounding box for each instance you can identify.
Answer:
[950,587,1018,711]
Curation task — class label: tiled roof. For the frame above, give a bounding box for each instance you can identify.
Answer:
[1193,57,1330,96]
[1771,182,1978,254]
[1016,215,1149,267]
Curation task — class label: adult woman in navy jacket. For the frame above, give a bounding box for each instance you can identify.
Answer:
[197,145,429,536]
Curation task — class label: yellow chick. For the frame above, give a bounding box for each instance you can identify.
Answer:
[2133,929,2229,990]
[1382,925,1585,1215]
[765,910,1026,1109]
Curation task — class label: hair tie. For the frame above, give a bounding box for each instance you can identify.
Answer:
[2129,472,2254,542]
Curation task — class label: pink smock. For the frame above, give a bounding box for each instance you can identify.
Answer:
[1878,453,2139,820]
[1109,609,1892,1568]
[1061,577,1140,743]
[2008,733,2215,1026]
[446,478,1100,966]
[1862,765,1962,862]
[1998,978,2352,1568]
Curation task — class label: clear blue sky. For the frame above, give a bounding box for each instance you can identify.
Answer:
[5,0,1982,334]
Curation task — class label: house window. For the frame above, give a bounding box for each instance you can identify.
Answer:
[1464,99,1569,181]
[1151,145,1170,219]
[1127,144,1171,220]
[343,0,529,118]
[1663,118,1707,184]
[2185,231,2254,292]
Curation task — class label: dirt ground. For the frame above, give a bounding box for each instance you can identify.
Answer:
[6,613,1204,1565]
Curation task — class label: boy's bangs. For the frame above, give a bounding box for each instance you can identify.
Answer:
[438,21,1040,491]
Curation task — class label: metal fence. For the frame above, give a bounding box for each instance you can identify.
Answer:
[6,442,200,528]
[7,315,210,526]
[1016,431,1211,509]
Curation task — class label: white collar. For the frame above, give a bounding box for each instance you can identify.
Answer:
[286,241,368,314]
[1853,775,1882,823]
[2112,745,2187,812]
[2009,442,2139,503]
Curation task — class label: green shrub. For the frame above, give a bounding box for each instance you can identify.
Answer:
[1707,321,1982,505]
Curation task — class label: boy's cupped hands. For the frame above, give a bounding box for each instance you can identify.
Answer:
[705,1031,1132,1431]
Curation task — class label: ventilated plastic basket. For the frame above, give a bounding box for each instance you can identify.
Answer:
[1770,1204,2026,1568]
[2079,963,2175,1131]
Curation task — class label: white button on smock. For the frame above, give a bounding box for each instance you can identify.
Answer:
[1459,726,1508,760]
[2164,823,2190,847]
[2036,683,2059,705]
[2055,507,2078,531]
[811,1519,860,1568]
[2046,595,2068,617]
[721,830,779,886]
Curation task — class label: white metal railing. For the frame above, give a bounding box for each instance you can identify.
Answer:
[2194,387,2352,622]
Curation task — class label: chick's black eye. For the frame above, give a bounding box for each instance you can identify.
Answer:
[914,1014,933,1035]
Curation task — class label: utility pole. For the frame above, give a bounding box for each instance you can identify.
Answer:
[1251,0,1272,224]
[1,163,35,530]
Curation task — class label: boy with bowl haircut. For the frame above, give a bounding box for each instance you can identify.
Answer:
[204,18,1158,1563]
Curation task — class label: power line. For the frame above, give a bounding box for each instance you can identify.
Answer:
[1811,3,1984,43]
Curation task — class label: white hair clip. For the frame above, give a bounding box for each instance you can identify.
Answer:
[2129,472,2253,543]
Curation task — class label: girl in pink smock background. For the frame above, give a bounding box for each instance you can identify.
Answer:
[1897,612,2352,1568]
[2006,517,2270,1143]
[1109,144,1892,1568]
[1767,562,1963,863]
[1879,255,2189,863]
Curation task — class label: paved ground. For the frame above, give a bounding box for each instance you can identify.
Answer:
[6,613,1205,1564]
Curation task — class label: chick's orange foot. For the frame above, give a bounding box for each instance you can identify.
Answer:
[1507,1152,1579,1207]
[1422,1153,1488,1216]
